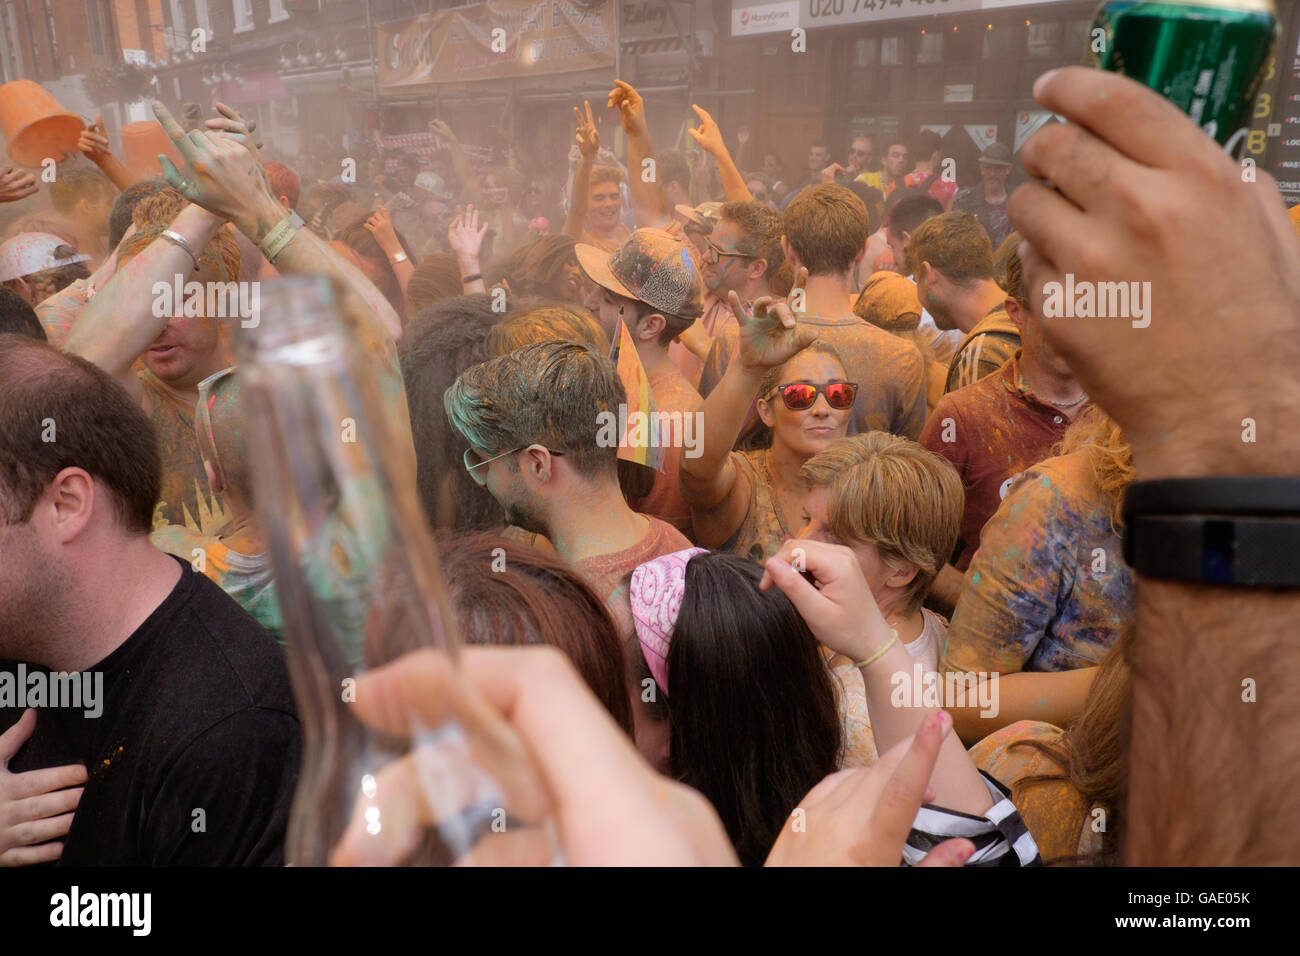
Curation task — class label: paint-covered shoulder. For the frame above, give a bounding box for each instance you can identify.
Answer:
[1013,449,1098,503]
[970,719,1065,785]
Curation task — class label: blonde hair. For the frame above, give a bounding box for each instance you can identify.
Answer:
[801,432,963,612]
[487,304,608,357]
[1054,405,1135,533]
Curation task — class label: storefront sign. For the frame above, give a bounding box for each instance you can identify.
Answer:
[732,2,800,36]
[733,0,1077,35]
[378,0,615,92]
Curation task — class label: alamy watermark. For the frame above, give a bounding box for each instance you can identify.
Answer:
[1041,273,1152,329]
[596,405,703,459]
[152,274,260,328]
[890,662,999,719]
[0,663,102,718]
[50,886,150,936]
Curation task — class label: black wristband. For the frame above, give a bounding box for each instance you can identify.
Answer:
[1122,477,1300,587]
[461,272,482,283]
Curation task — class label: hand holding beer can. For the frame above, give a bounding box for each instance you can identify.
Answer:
[1086,0,1278,157]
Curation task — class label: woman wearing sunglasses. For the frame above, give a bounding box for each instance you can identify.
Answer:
[680,281,855,562]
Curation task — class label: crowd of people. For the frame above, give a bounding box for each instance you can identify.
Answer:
[2,65,1299,868]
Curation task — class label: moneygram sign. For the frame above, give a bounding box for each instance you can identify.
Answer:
[732,1,799,36]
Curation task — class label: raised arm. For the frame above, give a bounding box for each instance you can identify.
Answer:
[681,272,818,546]
[429,120,486,208]
[364,204,414,298]
[563,102,599,240]
[763,538,994,816]
[686,105,753,204]
[63,204,223,403]
[151,102,403,345]
[76,114,136,192]
[608,80,668,226]
[447,205,489,294]
[1012,67,1300,864]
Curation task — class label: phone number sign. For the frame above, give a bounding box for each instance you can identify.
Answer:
[732,0,1062,35]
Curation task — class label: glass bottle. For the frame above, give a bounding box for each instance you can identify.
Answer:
[236,275,501,866]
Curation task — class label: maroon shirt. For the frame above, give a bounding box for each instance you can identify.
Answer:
[919,352,1079,570]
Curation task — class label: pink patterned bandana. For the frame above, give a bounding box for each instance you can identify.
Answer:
[630,547,707,697]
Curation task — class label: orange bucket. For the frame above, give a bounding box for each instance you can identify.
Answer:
[121,121,184,180]
[0,80,85,167]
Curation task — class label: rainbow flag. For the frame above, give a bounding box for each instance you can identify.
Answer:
[608,318,666,473]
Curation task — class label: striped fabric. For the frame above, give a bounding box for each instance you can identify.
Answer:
[944,307,1020,395]
[901,772,1042,867]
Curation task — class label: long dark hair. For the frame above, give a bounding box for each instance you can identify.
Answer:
[666,552,842,865]
[399,295,508,533]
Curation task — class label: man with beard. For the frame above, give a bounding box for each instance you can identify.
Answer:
[907,211,1019,394]
[920,239,1088,610]
[674,201,782,389]
[445,340,691,634]
[952,143,1015,248]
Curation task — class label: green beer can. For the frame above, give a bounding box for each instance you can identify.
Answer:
[1086,0,1278,156]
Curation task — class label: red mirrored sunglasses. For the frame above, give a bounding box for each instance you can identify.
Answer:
[769,382,858,411]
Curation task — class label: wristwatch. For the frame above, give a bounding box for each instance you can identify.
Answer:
[1122,477,1300,587]
[391,251,409,264]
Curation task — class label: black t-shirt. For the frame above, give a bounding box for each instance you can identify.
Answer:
[0,557,300,866]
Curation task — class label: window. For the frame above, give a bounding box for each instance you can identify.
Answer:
[168,0,188,51]
[1064,19,1092,59]
[269,0,290,22]
[982,25,1014,61]
[880,36,902,67]
[86,0,105,56]
[233,0,254,32]
[42,0,59,75]
[5,3,26,78]
[1027,22,1062,58]
[916,33,943,65]
[854,37,877,69]
[194,0,212,35]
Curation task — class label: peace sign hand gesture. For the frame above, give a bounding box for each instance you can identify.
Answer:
[730,266,818,371]
[573,101,600,162]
